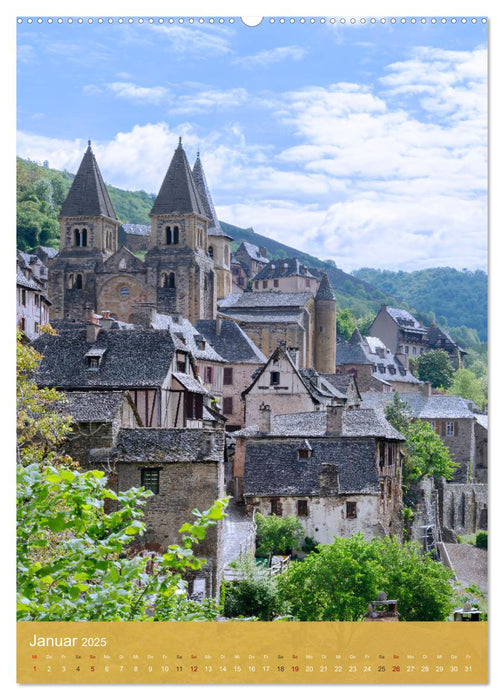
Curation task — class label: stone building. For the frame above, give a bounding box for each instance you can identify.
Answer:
[43,139,231,326]
[251,257,320,293]
[17,251,52,339]
[231,241,269,290]
[194,318,267,431]
[426,322,467,369]
[218,272,337,373]
[337,328,426,394]
[368,305,428,366]
[232,405,405,542]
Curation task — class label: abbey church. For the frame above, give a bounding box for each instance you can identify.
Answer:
[40,138,337,375]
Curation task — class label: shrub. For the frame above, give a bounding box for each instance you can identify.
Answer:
[255,513,305,558]
[475,531,487,549]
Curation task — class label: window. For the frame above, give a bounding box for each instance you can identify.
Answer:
[208,246,214,259]
[398,345,403,353]
[173,226,179,244]
[204,366,213,384]
[254,281,259,289]
[86,356,100,369]
[404,346,409,354]
[81,228,88,247]
[445,421,455,437]
[141,468,160,495]
[74,228,80,246]
[223,397,233,414]
[19,317,25,331]
[387,481,392,500]
[412,346,417,355]
[75,274,83,290]
[346,501,357,519]
[223,367,233,385]
[270,371,280,386]
[270,499,282,516]
[21,289,26,306]
[185,392,203,420]
[297,500,308,517]
[262,280,268,289]
[166,226,172,244]
[388,443,394,465]
[273,279,279,288]
[305,278,310,287]
[298,449,310,461]
[34,294,40,306]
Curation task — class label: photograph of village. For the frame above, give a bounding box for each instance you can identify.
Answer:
[16,16,487,626]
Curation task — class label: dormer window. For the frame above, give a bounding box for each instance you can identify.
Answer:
[85,347,105,370]
[298,449,310,461]
[87,356,100,369]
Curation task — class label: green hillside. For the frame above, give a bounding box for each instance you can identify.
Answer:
[353,267,487,342]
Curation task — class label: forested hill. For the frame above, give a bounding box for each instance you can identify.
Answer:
[353,268,488,342]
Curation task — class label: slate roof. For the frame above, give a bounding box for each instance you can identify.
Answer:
[243,437,380,497]
[361,392,476,420]
[385,306,427,333]
[35,246,58,258]
[152,314,225,362]
[253,258,317,281]
[321,373,362,400]
[315,273,336,301]
[218,310,306,326]
[194,319,267,363]
[32,327,177,389]
[101,428,225,463]
[475,414,488,430]
[173,372,208,395]
[120,223,151,236]
[59,142,118,220]
[17,263,42,291]
[239,242,269,264]
[60,390,128,422]
[218,291,312,310]
[234,408,404,441]
[150,139,207,217]
[337,335,421,385]
[192,154,232,239]
[299,368,346,401]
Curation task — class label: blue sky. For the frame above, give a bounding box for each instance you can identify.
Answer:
[17,16,488,272]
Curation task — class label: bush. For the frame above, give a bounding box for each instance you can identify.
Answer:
[223,555,281,620]
[255,513,305,558]
[475,531,487,549]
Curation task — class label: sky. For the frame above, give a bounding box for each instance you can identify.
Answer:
[16,15,488,273]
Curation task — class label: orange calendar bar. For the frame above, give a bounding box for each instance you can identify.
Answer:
[17,621,487,684]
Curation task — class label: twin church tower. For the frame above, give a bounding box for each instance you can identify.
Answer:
[48,138,233,324]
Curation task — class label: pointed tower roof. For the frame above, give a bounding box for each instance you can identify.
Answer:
[150,138,207,217]
[349,328,364,345]
[59,141,117,220]
[315,273,336,301]
[192,153,231,238]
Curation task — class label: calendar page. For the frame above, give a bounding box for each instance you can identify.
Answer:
[15,9,488,687]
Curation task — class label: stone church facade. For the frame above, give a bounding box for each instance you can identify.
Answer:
[44,138,232,326]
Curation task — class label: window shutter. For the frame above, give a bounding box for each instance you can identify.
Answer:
[454,421,459,436]
[441,421,446,437]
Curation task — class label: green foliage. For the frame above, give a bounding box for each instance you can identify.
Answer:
[475,531,487,550]
[385,394,457,484]
[353,267,488,342]
[17,330,228,621]
[277,534,454,621]
[336,308,356,340]
[417,350,455,389]
[223,555,281,620]
[448,368,486,408]
[255,514,305,557]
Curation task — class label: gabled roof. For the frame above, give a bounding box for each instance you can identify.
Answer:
[32,327,177,389]
[192,154,232,239]
[59,142,118,220]
[253,257,317,281]
[150,139,207,217]
[151,314,225,362]
[17,263,42,292]
[337,334,421,385]
[61,390,134,423]
[384,306,427,333]
[238,241,269,264]
[194,319,267,364]
[315,273,335,301]
[361,392,477,420]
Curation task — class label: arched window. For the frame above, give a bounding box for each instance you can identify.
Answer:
[168,272,175,289]
[166,226,172,245]
[75,274,83,290]
[81,228,88,247]
[74,229,81,247]
[208,245,214,259]
[161,272,175,289]
[173,226,179,244]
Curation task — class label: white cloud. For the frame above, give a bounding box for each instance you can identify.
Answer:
[107,82,169,104]
[234,45,307,68]
[170,88,249,115]
[149,25,233,57]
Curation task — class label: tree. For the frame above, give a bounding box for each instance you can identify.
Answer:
[223,555,281,621]
[416,350,455,389]
[336,308,356,340]
[17,331,228,621]
[385,394,457,484]
[448,368,485,408]
[277,534,454,622]
[255,513,305,558]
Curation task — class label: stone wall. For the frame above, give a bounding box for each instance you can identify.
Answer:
[436,479,488,537]
[221,362,264,430]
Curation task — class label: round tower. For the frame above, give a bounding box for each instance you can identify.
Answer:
[314,273,337,374]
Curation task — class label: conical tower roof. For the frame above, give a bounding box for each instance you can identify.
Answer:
[59,141,117,220]
[192,153,229,237]
[349,328,364,345]
[315,272,336,301]
[150,138,207,217]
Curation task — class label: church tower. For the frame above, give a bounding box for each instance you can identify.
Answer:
[192,153,233,300]
[314,273,337,374]
[48,141,120,320]
[146,138,216,322]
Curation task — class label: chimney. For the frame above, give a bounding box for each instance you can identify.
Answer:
[420,381,432,397]
[100,310,114,330]
[258,403,271,434]
[396,351,409,370]
[86,314,101,343]
[130,302,156,329]
[216,317,222,335]
[287,346,299,368]
[326,403,345,435]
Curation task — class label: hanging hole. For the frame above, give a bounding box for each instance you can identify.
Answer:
[241,16,263,26]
